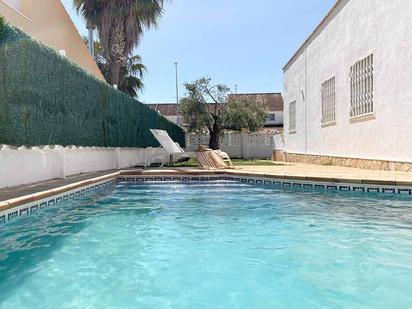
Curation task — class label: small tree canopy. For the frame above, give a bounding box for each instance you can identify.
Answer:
[222,97,267,132]
[179,96,213,132]
[179,77,267,149]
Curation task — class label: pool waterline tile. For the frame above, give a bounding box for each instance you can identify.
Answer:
[1,169,412,224]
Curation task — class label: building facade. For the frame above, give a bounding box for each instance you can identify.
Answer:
[146,104,185,127]
[0,0,104,80]
[280,0,412,169]
[147,93,284,129]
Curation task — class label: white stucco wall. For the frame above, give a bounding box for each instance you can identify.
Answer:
[283,0,412,162]
[273,134,285,151]
[0,146,166,189]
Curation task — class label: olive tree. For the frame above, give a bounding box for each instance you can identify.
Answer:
[180,77,267,149]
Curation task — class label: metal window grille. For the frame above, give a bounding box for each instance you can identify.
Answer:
[321,76,335,124]
[289,101,296,132]
[350,54,373,117]
[266,113,276,121]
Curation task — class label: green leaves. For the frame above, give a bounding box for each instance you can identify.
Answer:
[0,22,184,147]
[83,37,146,97]
[180,77,267,133]
[0,16,5,39]
[74,0,166,84]
[222,97,267,132]
[180,96,213,132]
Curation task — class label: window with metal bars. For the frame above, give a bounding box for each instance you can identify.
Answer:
[321,76,336,124]
[289,101,296,133]
[266,113,276,122]
[350,54,373,117]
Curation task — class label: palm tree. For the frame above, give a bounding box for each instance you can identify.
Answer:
[118,55,146,97]
[74,0,165,86]
[83,37,146,97]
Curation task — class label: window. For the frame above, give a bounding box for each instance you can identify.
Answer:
[266,113,276,122]
[350,54,373,118]
[289,101,296,133]
[321,76,336,124]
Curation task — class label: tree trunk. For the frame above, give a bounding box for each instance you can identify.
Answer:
[108,20,126,88]
[110,61,121,87]
[209,120,221,150]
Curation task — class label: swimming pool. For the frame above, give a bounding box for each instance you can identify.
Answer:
[1,181,411,308]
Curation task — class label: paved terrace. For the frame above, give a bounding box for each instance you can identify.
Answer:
[1,163,412,206]
[236,163,412,185]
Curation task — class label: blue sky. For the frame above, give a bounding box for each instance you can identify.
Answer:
[61,0,335,103]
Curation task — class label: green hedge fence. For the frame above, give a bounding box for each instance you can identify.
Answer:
[0,19,185,148]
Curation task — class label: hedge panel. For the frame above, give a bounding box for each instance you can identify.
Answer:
[0,21,185,148]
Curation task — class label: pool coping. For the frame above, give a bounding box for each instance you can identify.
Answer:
[1,168,412,223]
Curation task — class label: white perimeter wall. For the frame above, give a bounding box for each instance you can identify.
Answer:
[283,0,412,162]
[186,133,275,159]
[0,146,166,189]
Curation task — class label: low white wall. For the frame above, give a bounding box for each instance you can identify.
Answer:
[273,133,285,151]
[0,145,166,189]
[0,146,61,189]
[64,147,118,177]
[118,148,145,169]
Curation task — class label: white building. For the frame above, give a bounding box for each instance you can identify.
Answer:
[278,0,412,170]
[0,0,105,80]
[147,93,284,129]
[228,93,284,128]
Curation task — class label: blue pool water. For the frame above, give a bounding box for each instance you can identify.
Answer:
[1,181,412,309]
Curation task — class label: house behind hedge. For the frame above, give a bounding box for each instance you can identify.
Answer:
[147,93,284,130]
[0,0,104,80]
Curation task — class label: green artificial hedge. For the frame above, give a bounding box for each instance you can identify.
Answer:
[0,20,185,148]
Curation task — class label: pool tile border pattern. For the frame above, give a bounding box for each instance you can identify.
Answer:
[0,173,119,224]
[1,169,412,224]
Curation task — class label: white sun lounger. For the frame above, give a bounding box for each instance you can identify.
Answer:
[148,129,233,168]
[147,129,192,167]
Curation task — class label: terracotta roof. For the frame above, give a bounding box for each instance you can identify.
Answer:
[146,104,178,116]
[228,93,283,111]
[146,93,284,116]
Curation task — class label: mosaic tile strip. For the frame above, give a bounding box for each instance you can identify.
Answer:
[0,178,118,224]
[120,175,412,198]
[2,172,412,225]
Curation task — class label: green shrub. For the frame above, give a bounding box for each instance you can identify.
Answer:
[0,16,4,28]
[0,23,185,147]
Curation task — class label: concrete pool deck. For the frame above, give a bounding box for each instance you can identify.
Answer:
[235,162,412,185]
[1,162,412,213]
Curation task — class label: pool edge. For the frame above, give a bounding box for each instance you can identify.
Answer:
[1,168,412,224]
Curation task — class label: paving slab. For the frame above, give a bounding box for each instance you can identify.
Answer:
[0,170,123,201]
[1,163,412,204]
[236,163,412,184]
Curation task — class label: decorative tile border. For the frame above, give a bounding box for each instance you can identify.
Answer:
[231,176,412,196]
[117,175,233,183]
[118,174,412,197]
[0,178,117,224]
[1,170,411,225]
